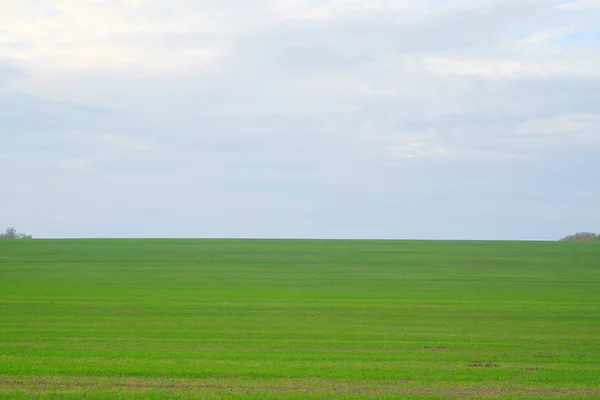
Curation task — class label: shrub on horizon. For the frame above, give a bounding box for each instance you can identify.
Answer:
[559,232,599,241]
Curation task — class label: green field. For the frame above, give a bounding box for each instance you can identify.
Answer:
[1,239,599,399]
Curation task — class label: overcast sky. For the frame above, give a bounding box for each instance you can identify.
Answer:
[1,0,599,239]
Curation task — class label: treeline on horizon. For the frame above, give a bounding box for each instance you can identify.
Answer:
[1,227,599,241]
[559,232,600,241]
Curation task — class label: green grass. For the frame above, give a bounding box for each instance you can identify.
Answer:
[1,239,599,399]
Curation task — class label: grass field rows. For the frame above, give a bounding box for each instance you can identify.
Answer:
[1,239,599,398]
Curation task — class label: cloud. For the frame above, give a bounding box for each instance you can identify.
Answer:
[514,114,600,147]
[0,63,23,83]
[62,132,156,152]
[422,55,600,78]
[0,0,224,74]
[558,0,600,10]
[1,0,599,239]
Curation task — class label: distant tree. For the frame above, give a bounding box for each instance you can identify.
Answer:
[0,227,17,239]
[0,227,32,239]
[559,232,598,241]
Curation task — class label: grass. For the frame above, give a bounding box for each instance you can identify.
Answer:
[0,239,599,399]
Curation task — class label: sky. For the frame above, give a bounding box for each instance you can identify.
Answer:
[1,0,599,240]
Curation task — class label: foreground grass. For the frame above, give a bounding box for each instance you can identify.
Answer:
[0,239,599,399]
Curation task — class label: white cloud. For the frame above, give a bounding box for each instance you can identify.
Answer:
[558,0,600,10]
[0,0,224,73]
[389,142,447,159]
[62,132,157,152]
[422,55,600,78]
[56,154,102,169]
[514,114,600,145]
[41,132,160,170]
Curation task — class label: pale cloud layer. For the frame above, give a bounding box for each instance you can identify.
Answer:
[1,0,599,239]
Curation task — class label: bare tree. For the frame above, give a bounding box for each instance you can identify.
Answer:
[0,227,32,239]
